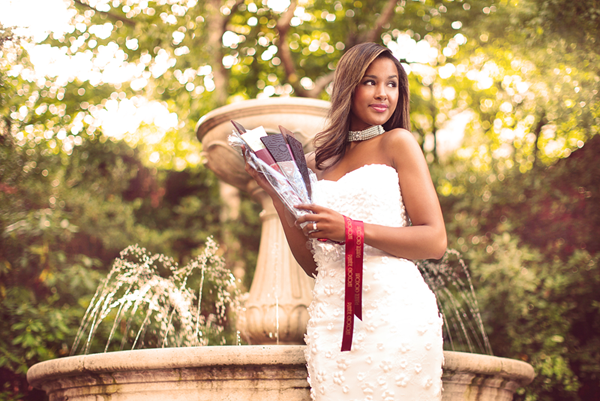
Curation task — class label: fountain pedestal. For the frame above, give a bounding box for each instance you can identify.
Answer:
[196,98,330,344]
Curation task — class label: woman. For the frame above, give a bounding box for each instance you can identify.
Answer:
[245,42,446,400]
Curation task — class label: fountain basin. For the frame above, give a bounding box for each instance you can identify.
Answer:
[28,346,534,401]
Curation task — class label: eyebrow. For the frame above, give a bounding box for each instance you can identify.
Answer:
[363,74,398,79]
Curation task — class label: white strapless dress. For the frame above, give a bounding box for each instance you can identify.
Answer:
[304,164,443,401]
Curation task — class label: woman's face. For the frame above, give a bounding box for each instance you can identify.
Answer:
[350,57,399,131]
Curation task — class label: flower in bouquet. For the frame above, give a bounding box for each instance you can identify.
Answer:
[228,121,316,221]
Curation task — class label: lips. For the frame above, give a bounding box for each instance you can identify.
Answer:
[370,104,388,112]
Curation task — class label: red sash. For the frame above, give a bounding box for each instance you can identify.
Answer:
[341,216,364,352]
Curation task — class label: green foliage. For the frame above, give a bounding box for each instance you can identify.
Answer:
[463,235,600,401]
[456,0,600,171]
[435,135,600,400]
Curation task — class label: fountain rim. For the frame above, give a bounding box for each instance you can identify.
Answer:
[27,346,535,388]
[195,97,331,141]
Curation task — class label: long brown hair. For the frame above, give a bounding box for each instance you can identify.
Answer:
[314,42,410,170]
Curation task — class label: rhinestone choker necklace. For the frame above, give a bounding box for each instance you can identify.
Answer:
[348,125,385,142]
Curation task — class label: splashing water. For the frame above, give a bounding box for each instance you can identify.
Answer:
[71,237,240,355]
[71,238,489,355]
[417,249,493,355]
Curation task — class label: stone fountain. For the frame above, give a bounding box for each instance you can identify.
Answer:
[27,97,535,400]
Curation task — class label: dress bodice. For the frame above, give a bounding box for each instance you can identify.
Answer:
[310,164,408,268]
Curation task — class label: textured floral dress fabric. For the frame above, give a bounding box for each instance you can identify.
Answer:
[305,164,443,401]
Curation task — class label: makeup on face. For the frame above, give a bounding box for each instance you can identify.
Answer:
[350,57,399,131]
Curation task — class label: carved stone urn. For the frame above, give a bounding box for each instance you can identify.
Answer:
[196,97,330,345]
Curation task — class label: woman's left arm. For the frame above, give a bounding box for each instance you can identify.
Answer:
[297,129,446,260]
[365,128,447,260]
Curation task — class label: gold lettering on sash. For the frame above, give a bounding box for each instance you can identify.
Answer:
[344,302,353,335]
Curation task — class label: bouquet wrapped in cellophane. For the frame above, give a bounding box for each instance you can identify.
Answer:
[228,120,316,222]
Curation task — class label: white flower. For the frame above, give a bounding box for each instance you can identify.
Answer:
[379,360,392,372]
[324,284,334,295]
[337,358,349,370]
[333,371,345,384]
[361,383,374,395]
[395,373,409,387]
[316,370,327,383]
[414,363,422,374]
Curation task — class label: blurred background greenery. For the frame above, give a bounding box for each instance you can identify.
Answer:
[0,0,598,400]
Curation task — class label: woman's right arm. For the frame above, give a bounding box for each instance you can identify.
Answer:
[243,151,318,277]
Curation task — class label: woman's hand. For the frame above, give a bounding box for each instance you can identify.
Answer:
[294,204,346,242]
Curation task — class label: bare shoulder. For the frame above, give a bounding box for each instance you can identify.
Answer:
[379,128,424,168]
[380,128,419,148]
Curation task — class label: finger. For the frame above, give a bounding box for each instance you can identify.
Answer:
[294,203,312,211]
[295,203,326,213]
[295,213,318,226]
[295,214,310,224]
[296,216,315,231]
[303,222,320,237]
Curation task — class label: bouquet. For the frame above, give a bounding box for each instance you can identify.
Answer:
[228,120,316,221]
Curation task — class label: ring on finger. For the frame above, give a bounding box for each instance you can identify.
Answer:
[312,222,318,232]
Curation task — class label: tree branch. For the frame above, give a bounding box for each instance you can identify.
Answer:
[204,0,229,106]
[304,72,335,98]
[274,1,306,95]
[277,0,399,98]
[222,0,246,30]
[532,109,547,170]
[73,0,136,27]
[362,0,399,43]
